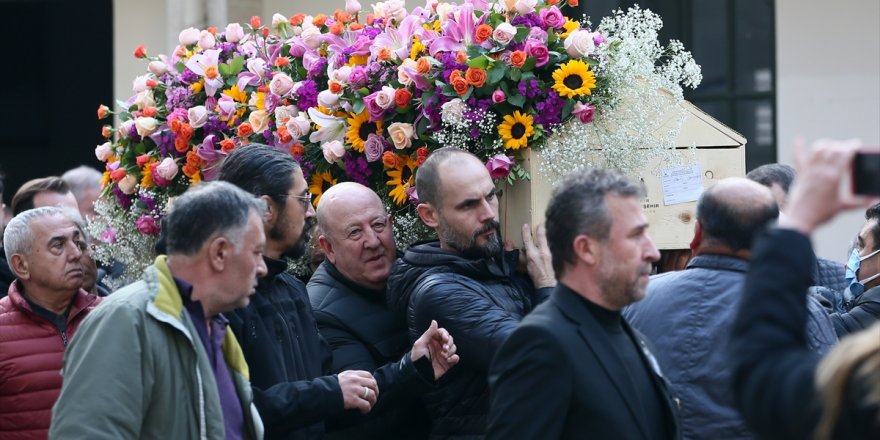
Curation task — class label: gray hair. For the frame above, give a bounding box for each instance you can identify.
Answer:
[62,166,103,200]
[545,168,645,276]
[4,206,85,262]
[164,181,266,256]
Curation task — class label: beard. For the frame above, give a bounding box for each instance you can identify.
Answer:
[440,219,503,260]
[271,214,316,260]
[597,259,652,310]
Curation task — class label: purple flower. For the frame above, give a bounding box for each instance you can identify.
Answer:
[535,91,565,128]
[364,134,385,162]
[512,13,541,28]
[363,92,387,122]
[342,152,372,186]
[524,40,549,67]
[295,80,319,110]
[486,154,514,180]
[165,86,193,110]
[309,57,328,78]
[527,27,548,43]
[178,68,199,85]
[100,228,117,244]
[112,186,133,210]
[539,6,566,30]
[136,215,161,236]
[593,32,607,46]
[406,187,420,206]
[348,66,368,87]
[573,103,596,124]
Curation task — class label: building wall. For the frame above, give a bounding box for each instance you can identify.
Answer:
[777,0,880,259]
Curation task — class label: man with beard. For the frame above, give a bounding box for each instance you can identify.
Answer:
[387,148,555,439]
[487,168,679,440]
[219,145,379,440]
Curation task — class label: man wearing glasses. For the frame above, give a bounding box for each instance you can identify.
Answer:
[219,145,379,440]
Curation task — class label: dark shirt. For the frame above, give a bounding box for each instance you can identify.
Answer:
[175,277,245,440]
[581,296,671,440]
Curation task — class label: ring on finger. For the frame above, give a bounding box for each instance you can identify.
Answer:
[362,386,369,399]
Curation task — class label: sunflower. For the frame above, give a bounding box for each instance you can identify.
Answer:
[497,111,535,150]
[386,155,417,205]
[309,170,338,207]
[346,111,383,152]
[551,60,597,99]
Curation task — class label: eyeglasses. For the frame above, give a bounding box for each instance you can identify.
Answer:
[280,193,313,208]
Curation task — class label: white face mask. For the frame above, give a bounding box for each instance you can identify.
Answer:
[847,247,880,297]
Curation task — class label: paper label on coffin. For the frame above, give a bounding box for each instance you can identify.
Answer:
[499,100,746,250]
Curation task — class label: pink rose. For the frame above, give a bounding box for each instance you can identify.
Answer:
[198,30,216,50]
[486,154,514,180]
[492,89,506,104]
[317,90,341,108]
[270,73,295,97]
[540,6,565,29]
[564,29,596,58]
[300,26,323,49]
[225,23,245,43]
[187,105,209,128]
[492,22,516,46]
[249,110,270,133]
[178,27,200,46]
[322,140,346,164]
[513,0,537,15]
[148,61,168,76]
[374,86,396,109]
[156,157,179,180]
[118,174,138,195]
[593,32,607,46]
[364,93,388,121]
[95,142,113,161]
[364,134,385,162]
[387,122,414,149]
[246,58,268,77]
[136,215,161,236]
[101,228,117,244]
[573,103,596,124]
[217,95,237,119]
[524,41,549,67]
[286,114,312,139]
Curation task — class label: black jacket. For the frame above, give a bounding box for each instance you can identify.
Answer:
[830,285,880,336]
[228,256,343,440]
[386,241,550,439]
[308,260,432,440]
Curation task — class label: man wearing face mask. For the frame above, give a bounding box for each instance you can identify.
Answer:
[832,203,880,336]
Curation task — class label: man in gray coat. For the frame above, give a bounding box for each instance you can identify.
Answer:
[50,182,267,439]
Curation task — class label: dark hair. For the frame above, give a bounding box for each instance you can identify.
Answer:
[545,168,644,276]
[11,177,71,216]
[165,181,265,256]
[219,144,301,206]
[746,163,796,194]
[415,147,475,207]
[696,186,778,252]
[866,203,880,252]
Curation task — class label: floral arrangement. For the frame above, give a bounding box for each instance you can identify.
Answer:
[91,0,701,284]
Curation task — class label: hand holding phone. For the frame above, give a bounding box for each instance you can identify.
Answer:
[852,147,880,196]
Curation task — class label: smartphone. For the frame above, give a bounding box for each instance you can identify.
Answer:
[852,148,880,195]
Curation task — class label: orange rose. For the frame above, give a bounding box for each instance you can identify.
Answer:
[204,65,219,80]
[277,126,293,143]
[313,14,327,27]
[220,139,236,153]
[142,106,157,117]
[136,154,151,167]
[465,67,487,87]
[275,57,290,67]
[170,119,183,134]
[455,51,468,64]
[110,168,126,182]
[416,57,431,74]
[237,123,254,137]
[133,44,147,59]
[366,14,375,25]
[474,24,493,43]
[146,78,158,88]
[328,80,344,94]
[97,104,110,120]
[568,0,579,5]
[174,137,190,153]
[377,47,392,62]
[416,146,430,165]
[350,23,364,31]
[394,88,412,108]
[290,13,305,26]
[382,151,402,168]
[178,123,194,141]
[547,0,559,4]
[329,22,344,35]
[101,125,112,138]
[290,143,305,156]
[206,26,217,35]
[262,28,269,38]
[250,15,261,29]
[451,77,469,95]
[509,50,527,68]
[334,10,352,23]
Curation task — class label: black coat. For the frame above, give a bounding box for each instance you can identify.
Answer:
[386,241,550,439]
[228,256,343,440]
[308,260,432,440]
[488,285,681,440]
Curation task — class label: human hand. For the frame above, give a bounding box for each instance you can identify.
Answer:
[520,223,556,288]
[338,370,379,413]
[411,320,460,380]
[780,138,879,235]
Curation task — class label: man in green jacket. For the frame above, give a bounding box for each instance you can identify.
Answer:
[50,181,268,439]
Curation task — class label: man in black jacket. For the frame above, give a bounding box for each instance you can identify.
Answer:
[387,148,555,439]
[309,182,459,439]
[487,168,680,440]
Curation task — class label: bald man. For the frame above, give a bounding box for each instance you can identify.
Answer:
[308,182,459,440]
[623,178,838,439]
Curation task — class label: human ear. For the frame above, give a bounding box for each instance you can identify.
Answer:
[10,254,30,280]
[572,235,599,266]
[417,203,438,228]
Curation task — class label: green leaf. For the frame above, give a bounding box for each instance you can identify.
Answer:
[521,57,536,72]
[467,45,486,60]
[416,116,431,137]
[441,83,457,97]
[468,55,490,70]
[561,99,576,120]
[461,86,473,101]
[175,61,186,73]
[584,57,599,67]
[352,100,365,115]
[509,68,522,82]
[507,94,526,108]
[514,26,530,43]
[486,63,507,86]
[219,63,232,78]
[227,56,245,76]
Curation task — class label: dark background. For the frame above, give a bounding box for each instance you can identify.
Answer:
[0,0,114,206]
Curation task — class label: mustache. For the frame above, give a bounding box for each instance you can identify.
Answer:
[473,220,500,239]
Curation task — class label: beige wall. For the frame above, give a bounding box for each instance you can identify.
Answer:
[777,0,880,259]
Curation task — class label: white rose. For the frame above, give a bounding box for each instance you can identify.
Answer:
[156,157,179,180]
[148,61,168,76]
[272,13,288,27]
[187,106,209,128]
[274,105,300,125]
[436,3,455,23]
[385,0,407,22]
[374,86,396,109]
[322,140,346,164]
[286,114,312,139]
[118,174,138,195]
[132,75,149,93]
[440,98,466,124]
[318,90,341,108]
[95,142,113,161]
[300,26,323,50]
[225,23,245,43]
[119,120,135,139]
[493,22,517,45]
[330,66,352,83]
[198,30,216,50]
[246,58,267,78]
[397,59,418,85]
[133,90,155,110]
[387,122,414,149]
[345,0,362,14]
[178,27,200,46]
[249,110,270,133]
[514,0,536,14]
[564,30,596,58]
[135,117,160,137]
[269,73,295,97]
